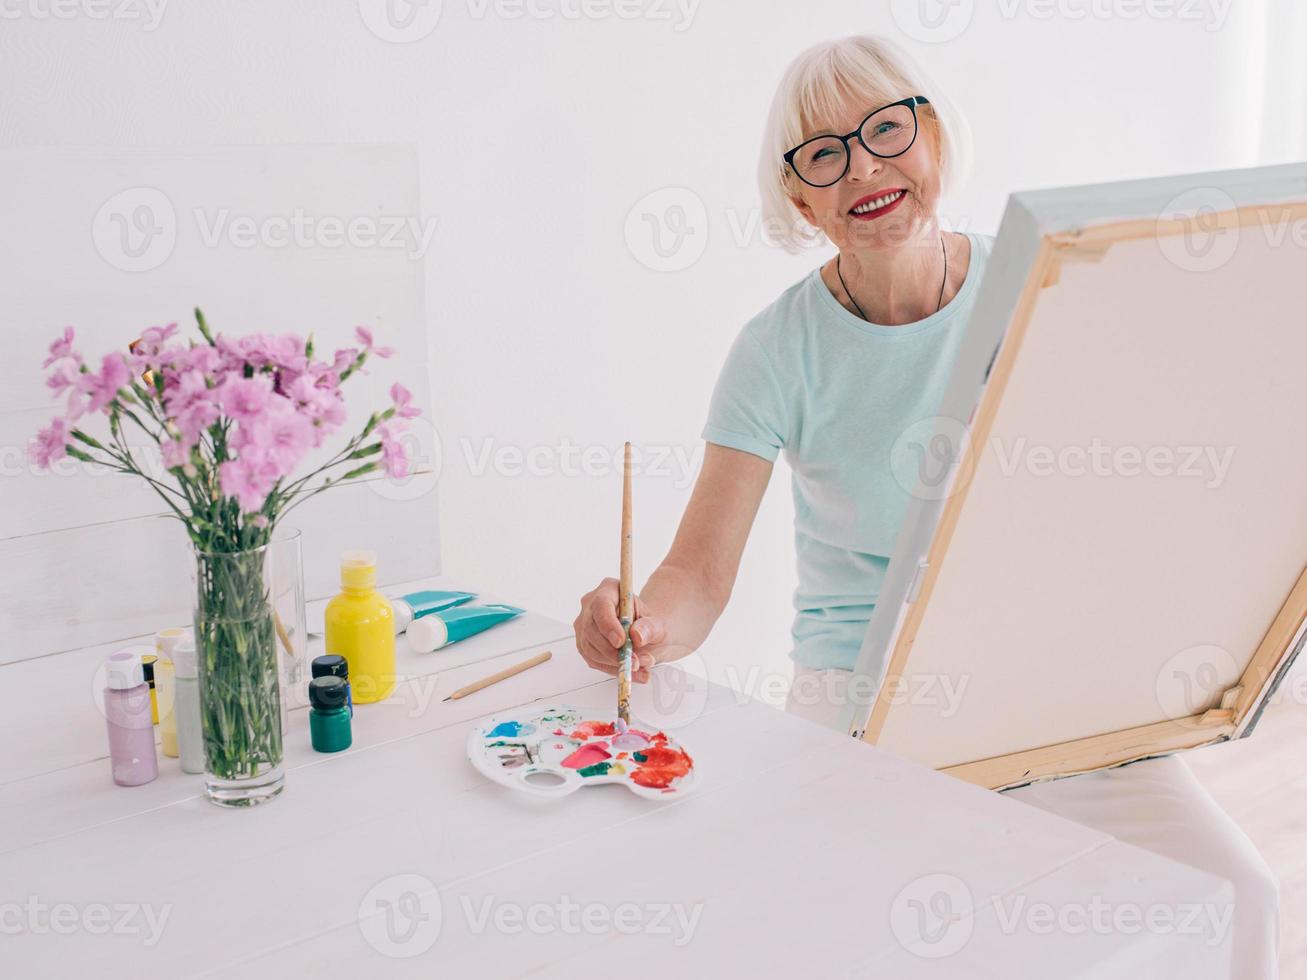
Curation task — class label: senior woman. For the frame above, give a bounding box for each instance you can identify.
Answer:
[573,35,1279,975]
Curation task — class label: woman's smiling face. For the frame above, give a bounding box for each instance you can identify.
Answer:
[786,102,943,251]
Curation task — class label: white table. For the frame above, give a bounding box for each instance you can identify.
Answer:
[1,576,1234,978]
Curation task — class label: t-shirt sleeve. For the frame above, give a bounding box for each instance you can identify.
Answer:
[701,326,788,462]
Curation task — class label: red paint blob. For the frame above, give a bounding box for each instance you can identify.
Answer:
[560,743,611,769]
[570,720,617,738]
[629,744,694,789]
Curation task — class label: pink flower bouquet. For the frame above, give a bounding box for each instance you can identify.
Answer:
[30,310,421,547]
[30,309,422,804]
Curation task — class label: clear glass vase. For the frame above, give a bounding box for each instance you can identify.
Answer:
[269,527,308,730]
[192,543,286,807]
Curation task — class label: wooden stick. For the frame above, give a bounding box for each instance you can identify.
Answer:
[273,609,295,661]
[442,650,552,702]
[617,441,634,724]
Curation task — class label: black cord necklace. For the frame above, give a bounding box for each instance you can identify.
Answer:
[836,233,948,323]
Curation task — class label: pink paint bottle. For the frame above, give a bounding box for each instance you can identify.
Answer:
[104,651,159,787]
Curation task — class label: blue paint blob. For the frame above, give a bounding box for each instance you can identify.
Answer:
[488,720,536,738]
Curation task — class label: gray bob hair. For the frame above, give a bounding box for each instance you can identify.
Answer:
[758,35,973,252]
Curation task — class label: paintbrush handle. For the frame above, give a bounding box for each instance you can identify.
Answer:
[617,441,634,724]
[619,442,634,621]
[447,650,552,701]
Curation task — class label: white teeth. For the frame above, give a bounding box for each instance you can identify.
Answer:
[852,190,904,214]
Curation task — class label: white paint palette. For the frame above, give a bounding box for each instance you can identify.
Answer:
[467,704,698,800]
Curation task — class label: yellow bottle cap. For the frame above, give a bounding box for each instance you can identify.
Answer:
[340,549,377,590]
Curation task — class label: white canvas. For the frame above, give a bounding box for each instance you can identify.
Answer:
[843,162,1307,789]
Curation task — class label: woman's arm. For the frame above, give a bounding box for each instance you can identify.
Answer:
[573,442,773,682]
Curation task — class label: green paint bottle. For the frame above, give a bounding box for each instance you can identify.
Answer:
[309,676,352,753]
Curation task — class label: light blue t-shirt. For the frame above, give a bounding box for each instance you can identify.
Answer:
[702,232,996,670]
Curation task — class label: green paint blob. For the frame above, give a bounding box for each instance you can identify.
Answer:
[577,761,612,778]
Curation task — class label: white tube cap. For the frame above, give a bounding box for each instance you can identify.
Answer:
[390,598,414,634]
[155,626,191,659]
[106,651,145,690]
[172,637,198,680]
[407,615,449,653]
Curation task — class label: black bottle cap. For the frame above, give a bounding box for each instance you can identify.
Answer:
[309,675,349,711]
[311,654,349,680]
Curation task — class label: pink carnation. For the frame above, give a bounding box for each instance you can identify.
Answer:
[173,398,220,445]
[42,326,78,368]
[45,361,80,395]
[139,322,178,350]
[355,326,394,359]
[78,354,130,415]
[230,396,315,475]
[389,383,421,420]
[219,455,281,513]
[27,417,70,469]
[216,374,273,420]
[377,419,411,479]
[286,375,347,444]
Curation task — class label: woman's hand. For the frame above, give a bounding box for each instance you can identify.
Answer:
[573,577,664,683]
[571,443,774,684]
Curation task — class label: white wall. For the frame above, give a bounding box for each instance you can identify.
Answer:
[1,1,1300,696]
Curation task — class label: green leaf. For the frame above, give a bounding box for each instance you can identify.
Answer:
[347,442,383,459]
[341,462,379,481]
[70,429,105,450]
[195,308,216,345]
[66,446,97,464]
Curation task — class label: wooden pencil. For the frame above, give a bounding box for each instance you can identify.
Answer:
[617,441,634,724]
[441,650,552,702]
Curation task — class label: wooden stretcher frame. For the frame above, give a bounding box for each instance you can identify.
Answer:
[841,162,1307,791]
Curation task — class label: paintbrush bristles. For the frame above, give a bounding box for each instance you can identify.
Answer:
[617,441,634,724]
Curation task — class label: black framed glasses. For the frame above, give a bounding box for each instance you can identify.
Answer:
[783,96,930,188]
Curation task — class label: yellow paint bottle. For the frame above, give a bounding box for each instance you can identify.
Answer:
[323,550,395,704]
[155,627,190,759]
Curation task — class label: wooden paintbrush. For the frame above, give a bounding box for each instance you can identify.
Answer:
[617,441,634,724]
[442,650,552,702]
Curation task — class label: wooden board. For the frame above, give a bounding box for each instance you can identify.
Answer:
[843,162,1307,790]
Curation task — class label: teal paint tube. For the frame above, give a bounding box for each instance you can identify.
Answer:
[388,590,478,634]
[406,604,524,653]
